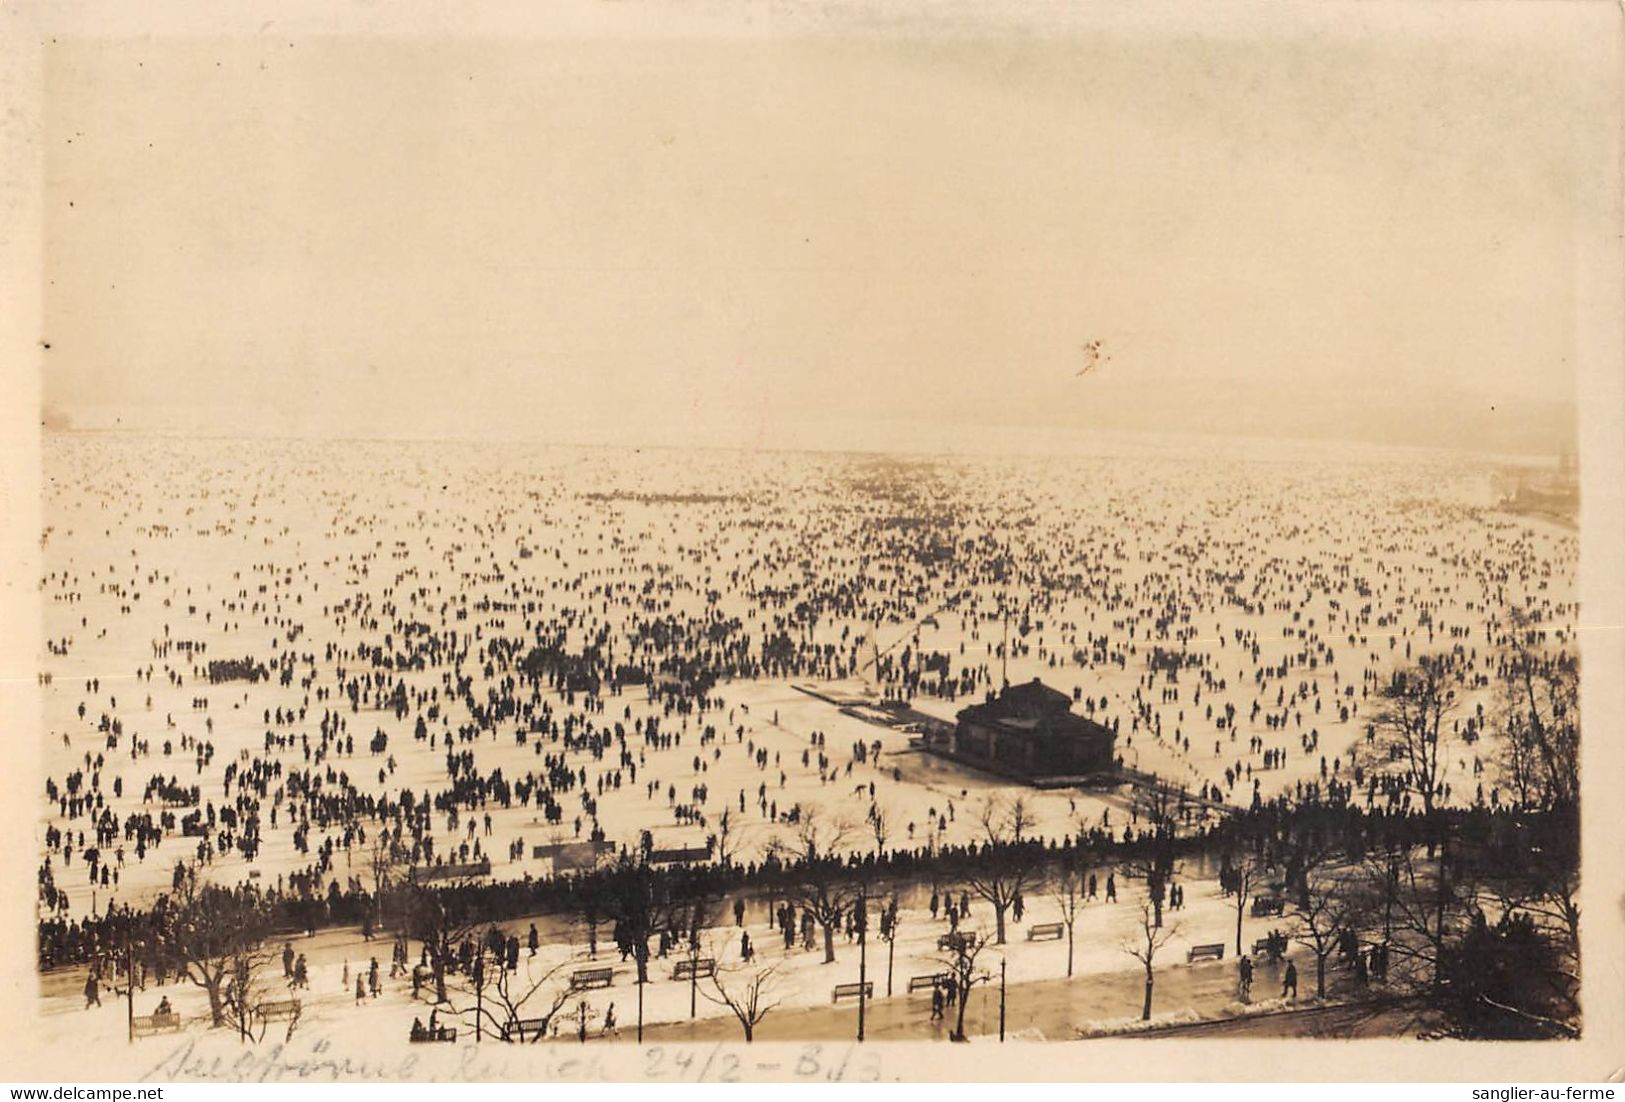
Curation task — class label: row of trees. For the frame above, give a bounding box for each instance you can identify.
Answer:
[76,792,1578,1045]
[64,646,1578,1043]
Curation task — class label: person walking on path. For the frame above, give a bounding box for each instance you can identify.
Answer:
[1282,961,1298,999]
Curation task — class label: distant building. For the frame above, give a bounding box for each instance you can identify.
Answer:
[1496,452,1578,527]
[948,678,1116,781]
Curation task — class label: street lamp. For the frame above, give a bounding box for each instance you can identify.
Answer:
[998,957,1007,1042]
[883,896,899,998]
[635,940,648,1043]
[856,886,868,1042]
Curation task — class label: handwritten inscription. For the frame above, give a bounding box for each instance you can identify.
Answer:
[141,1038,885,1084]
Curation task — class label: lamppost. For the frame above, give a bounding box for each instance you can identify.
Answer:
[998,957,1007,1043]
[883,897,898,997]
[119,938,136,1044]
[472,949,483,1043]
[688,939,700,1020]
[636,940,647,1043]
[856,886,868,1042]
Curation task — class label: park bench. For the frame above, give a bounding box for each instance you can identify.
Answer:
[672,957,716,982]
[937,931,978,952]
[1025,922,1065,941]
[570,966,615,991]
[831,981,873,1003]
[1250,895,1285,917]
[409,1025,457,1043]
[1252,938,1273,956]
[256,998,301,1022]
[130,1011,183,1038]
[1187,943,1226,963]
[907,973,949,994]
[500,1018,549,1042]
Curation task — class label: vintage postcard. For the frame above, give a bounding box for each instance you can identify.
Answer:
[1,0,1621,1084]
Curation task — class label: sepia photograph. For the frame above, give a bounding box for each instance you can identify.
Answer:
[2,0,1622,1086]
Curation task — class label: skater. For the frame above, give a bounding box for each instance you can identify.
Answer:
[83,971,101,1008]
[1106,873,1117,902]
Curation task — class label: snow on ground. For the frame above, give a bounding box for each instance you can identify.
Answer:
[37,436,1574,922]
[46,871,1297,1045]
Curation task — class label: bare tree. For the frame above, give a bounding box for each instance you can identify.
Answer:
[604,858,664,984]
[867,800,893,855]
[575,876,607,961]
[700,957,784,1042]
[1224,848,1272,957]
[1493,641,1578,812]
[1120,785,1180,929]
[219,941,279,1044]
[711,807,739,868]
[937,929,995,1042]
[1049,864,1084,977]
[1370,839,1471,992]
[1365,657,1458,816]
[366,831,410,943]
[1123,900,1179,1021]
[396,876,481,1004]
[1470,816,1580,1031]
[153,867,273,1029]
[963,795,1041,944]
[1287,863,1366,999]
[368,830,408,899]
[447,932,576,1042]
[771,808,857,964]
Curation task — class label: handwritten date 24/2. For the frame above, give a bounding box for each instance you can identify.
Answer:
[643,1044,884,1082]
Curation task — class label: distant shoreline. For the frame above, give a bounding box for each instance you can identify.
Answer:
[38,424,1566,470]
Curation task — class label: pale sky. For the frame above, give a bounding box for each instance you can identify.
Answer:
[39,5,1610,453]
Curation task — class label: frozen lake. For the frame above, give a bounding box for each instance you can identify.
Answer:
[36,432,1577,920]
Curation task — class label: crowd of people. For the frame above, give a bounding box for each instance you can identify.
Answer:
[36,436,1577,1037]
